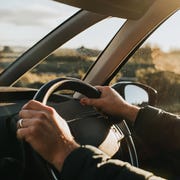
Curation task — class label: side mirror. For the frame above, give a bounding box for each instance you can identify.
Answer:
[112,82,157,106]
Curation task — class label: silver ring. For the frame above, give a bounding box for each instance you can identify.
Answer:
[18,119,24,129]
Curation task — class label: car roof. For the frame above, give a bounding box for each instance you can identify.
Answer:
[54,0,155,20]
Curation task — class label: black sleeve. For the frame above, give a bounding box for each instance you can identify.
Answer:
[61,145,165,180]
[0,113,21,159]
[134,106,180,152]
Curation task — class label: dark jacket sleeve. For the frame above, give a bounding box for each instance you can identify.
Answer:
[134,106,180,152]
[61,145,165,180]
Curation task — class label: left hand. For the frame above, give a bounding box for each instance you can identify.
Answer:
[17,100,79,171]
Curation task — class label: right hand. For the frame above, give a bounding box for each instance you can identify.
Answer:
[80,86,140,122]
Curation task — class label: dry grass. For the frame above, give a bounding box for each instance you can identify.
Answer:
[152,49,180,75]
[20,72,60,84]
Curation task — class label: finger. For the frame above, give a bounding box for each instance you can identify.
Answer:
[80,97,100,107]
[16,127,29,140]
[22,100,55,119]
[18,118,45,129]
[95,86,104,91]
[17,121,47,141]
[19,109,49,122]
[22,100,50,111]
[16,127,38,143]
[19,109,42,119]
[80,98,89,105]
[80,97,90,105]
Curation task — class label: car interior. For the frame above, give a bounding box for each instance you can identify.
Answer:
[0,0,179,179]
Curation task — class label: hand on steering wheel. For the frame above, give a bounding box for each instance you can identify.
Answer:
[16,77,115,179]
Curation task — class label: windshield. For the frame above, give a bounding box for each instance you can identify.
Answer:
[0,0,125,87]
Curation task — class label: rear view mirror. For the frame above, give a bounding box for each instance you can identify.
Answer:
[112,82,157,106]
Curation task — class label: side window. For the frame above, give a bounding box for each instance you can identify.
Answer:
[112,11,180,114]
[0,0,79,73]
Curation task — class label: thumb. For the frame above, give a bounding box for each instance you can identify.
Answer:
[80,97,98,106]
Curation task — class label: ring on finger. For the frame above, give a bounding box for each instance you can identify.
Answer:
[17,119,24,129]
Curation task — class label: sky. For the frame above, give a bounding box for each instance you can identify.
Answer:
[0,0,180,52]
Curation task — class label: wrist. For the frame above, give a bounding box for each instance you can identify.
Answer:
[53,141,80,172]
[117,103,140,123]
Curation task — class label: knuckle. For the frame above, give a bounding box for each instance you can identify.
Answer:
[34,119,43,127]
[37,112,46,119]
[29,99,36,104]
[27,100,35,107]
[25,135,33,143]
[19,110,23,117]
[29,126,37,135]
[104,86,111,91]
[46,106,55,115]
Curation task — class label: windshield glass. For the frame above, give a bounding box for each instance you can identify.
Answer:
[0,0,79,73]
[0,0,125,88]
[15,17,125,88]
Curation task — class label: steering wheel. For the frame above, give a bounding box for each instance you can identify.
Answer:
[23,77,138,179]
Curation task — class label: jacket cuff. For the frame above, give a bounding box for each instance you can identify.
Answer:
[60,145,164,180]
[134,105,161,132]
[60,145,108,179]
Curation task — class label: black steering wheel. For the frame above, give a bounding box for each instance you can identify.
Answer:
[23,77,138,179]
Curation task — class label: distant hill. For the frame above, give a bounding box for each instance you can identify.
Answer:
[1,45,179,75]
[53,46,101,58]
[76,46,100,57]
[0,46,24,62]
[53,48,79,57]
[0,45,27,53]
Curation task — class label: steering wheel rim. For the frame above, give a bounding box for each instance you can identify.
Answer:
[33,77,101,103]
